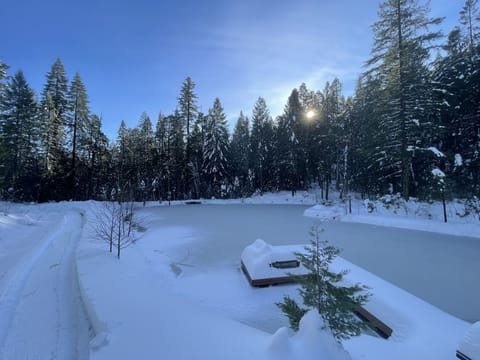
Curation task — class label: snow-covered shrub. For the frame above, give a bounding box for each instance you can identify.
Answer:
[414,204,432,219]
[320,199,334,207]
[378,193,407,214]
[363,199,376,213]
[464,197,480,221]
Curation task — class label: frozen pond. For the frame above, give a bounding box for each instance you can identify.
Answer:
[141,204,479,323]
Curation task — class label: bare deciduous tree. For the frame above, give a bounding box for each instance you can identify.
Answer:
[93,201,143,258]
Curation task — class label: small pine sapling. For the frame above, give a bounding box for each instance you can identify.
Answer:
[277,224,370,341]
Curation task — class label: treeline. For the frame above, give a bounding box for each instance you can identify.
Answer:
[0,0,479,203]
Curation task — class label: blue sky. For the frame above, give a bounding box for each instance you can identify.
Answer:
[1,0,464,139]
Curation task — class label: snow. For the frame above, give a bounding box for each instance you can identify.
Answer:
[455,153,463,167]
[268,311,352,360]
[0,208,89,359]
[432,167,446,177]
[406,146,446,158]
[0,194,479,359]
[303,197,480,239]
[428,146,445,158]
[458,322,480,360]
[241,239,308,280]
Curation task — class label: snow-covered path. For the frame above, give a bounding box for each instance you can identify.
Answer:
[0,211,90,359]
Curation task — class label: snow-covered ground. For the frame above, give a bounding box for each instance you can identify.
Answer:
[0,192,479,359]
[0,206,90,359]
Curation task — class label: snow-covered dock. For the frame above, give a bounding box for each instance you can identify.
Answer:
[240,239,393,338]
[240,239,309,286]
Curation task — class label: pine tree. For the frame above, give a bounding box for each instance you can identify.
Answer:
[0,71,40,200]
[350,75,387,196]
[250,97,274,193]
[431,4,480,197]
[177,77,199,195]
[84,114,110,200]
[154,113,169,200]
[40,58,69,176]
[189,113,206,198]
[114,120,131,200]
[459,0,480,55]
[0,59,8,112]
[277,89,302,194]
[230,111,250,196]
[298,83,323,186]
[178,77,198,148]
[277,224,369,341]
[203,98,229,197]
[316,80,345,199]
[168,111,186,199]
[67,72,90,199]
[137,112,155,203]
[366,0,443,199]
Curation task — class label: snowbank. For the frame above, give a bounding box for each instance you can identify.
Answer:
[341,214,480,238]
[304,204,345,220]
[304,201,480,239]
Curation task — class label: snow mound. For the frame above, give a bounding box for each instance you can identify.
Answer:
[459,321,480,360]
[241,239,308,280]
[268,310,351,360]
[428,147,445,158]
[304,204,345,220]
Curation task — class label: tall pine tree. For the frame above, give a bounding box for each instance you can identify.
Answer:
[177,77,199,195]
[366,0,443,199]
[40,58,69,185]
[67,72,90,199]
[250,97,275,193]
[230,111,250,196]
[203,98,229,197]
[0,71,40,200]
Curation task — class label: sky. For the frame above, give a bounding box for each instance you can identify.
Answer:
[1,0,465,140]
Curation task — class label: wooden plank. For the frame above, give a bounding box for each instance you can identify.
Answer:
[354,306,393,339]
[241,261,304,286]
[456,350,473,360]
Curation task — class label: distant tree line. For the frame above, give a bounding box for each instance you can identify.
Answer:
[0,0,479,202]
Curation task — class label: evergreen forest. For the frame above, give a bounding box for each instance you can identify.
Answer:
[1,0,479,203]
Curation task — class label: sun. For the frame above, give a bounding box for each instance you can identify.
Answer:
[306,110,315,119]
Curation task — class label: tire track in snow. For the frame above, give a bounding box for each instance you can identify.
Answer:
[0,215,67,350]
[0,211,90,359]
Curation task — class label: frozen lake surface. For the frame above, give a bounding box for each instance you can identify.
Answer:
[141,204,479,323]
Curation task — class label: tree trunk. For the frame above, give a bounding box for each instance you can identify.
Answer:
[442,192,447,223]
[397,0,409,201]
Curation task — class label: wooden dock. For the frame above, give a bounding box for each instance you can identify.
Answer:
[353,306,393,339]
[241,260,393,339]
[241,260,302,287]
